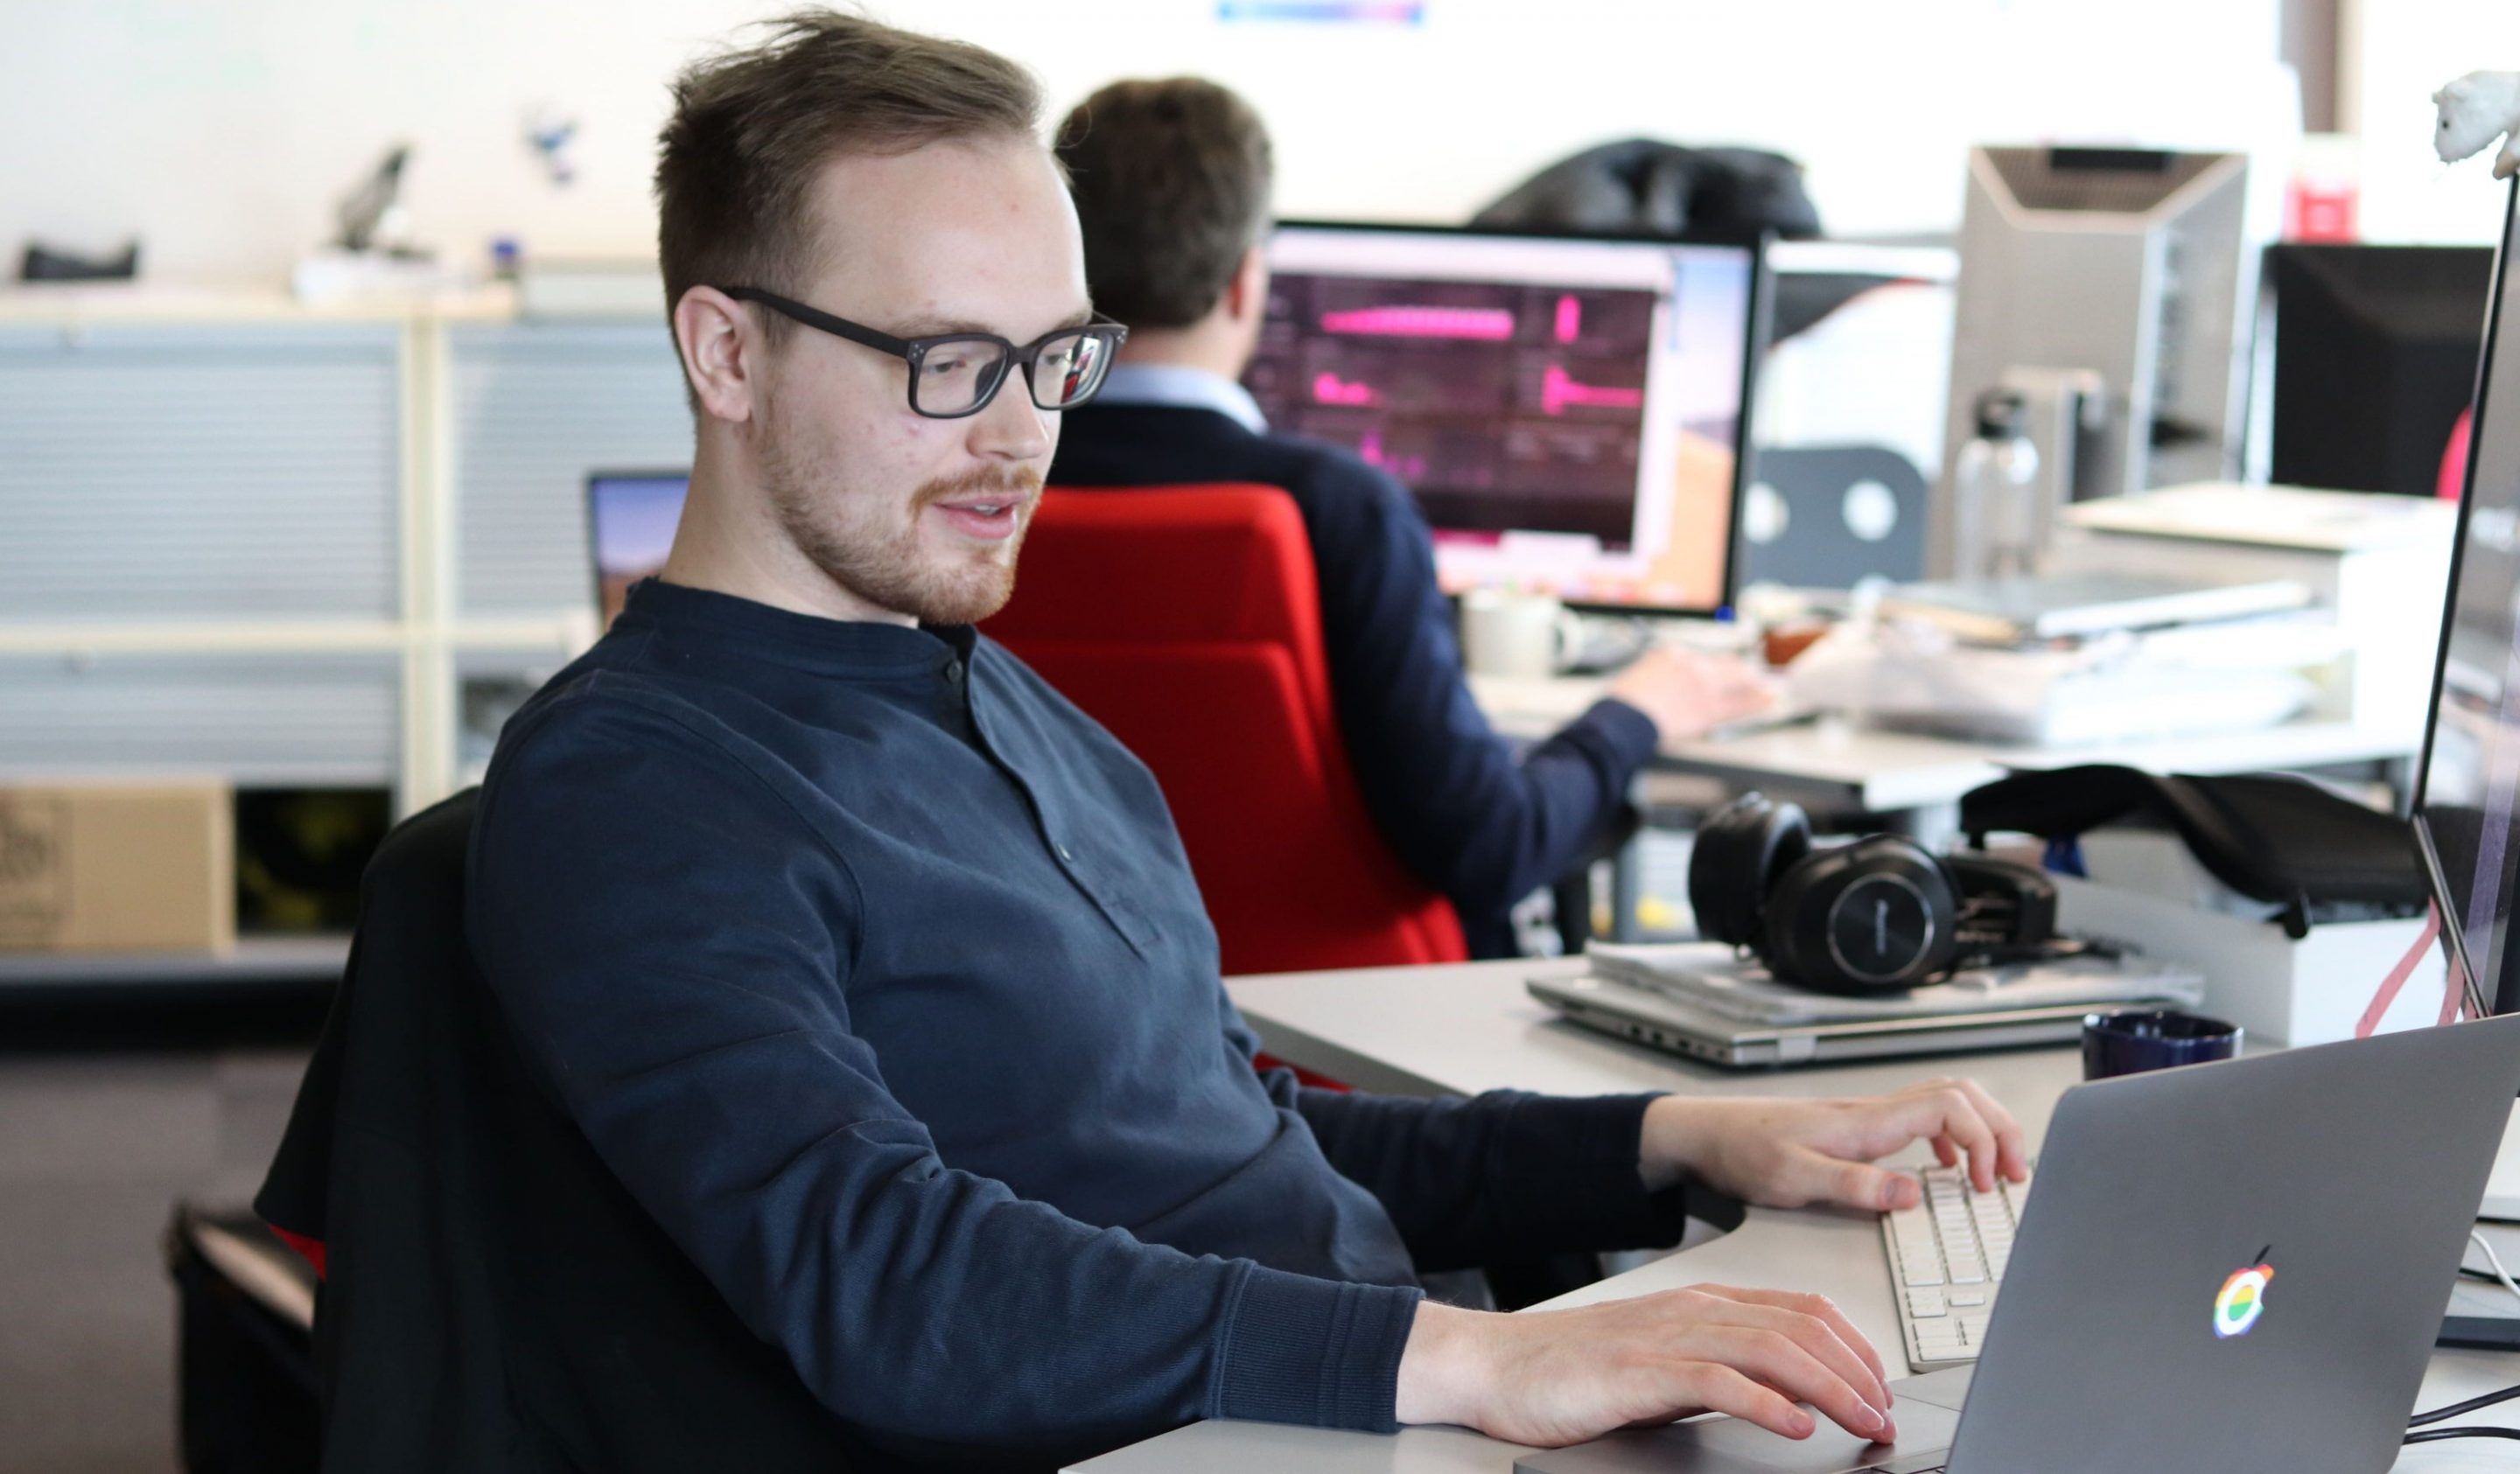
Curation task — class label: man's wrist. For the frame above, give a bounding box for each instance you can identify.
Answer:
[1638,1094,1707,1192]
[1393,1300,1488,1427]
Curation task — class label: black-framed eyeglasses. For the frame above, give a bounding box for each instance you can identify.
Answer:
[721,285,1128,419]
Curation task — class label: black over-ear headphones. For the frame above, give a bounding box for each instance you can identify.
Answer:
[1687,793,2062,995]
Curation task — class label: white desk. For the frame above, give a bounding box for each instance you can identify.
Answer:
[1470,674,2419,821]
[1070,958,2520,1472]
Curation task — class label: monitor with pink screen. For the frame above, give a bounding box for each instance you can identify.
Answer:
[1249,223,1765,615]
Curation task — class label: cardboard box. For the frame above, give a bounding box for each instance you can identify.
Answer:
[0,782,234,954]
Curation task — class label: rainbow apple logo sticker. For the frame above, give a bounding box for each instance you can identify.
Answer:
[2214,1252,2275,1340]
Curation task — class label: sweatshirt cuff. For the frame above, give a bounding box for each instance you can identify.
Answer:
[1212,1265,1423,1432]
[1578,698,1663,774]
[1489,1091,1742,1252]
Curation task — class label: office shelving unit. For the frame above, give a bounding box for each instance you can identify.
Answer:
[0,287,691,982]
[0,287,690,814]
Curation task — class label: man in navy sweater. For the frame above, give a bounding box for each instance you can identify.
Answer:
[464,13,2026,1469]
[1048,78,1774,956]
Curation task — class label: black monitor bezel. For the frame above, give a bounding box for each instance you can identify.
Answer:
[1261,218,1774,620]
[2408,178,2518,1021]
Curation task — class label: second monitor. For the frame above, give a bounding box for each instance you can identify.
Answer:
[1249,223,1765,615]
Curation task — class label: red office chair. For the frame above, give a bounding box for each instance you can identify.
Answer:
[987,485,1467,975]
[2442,405,2475,501]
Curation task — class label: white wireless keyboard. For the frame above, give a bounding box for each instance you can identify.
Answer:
[1880,1163,2034,1372]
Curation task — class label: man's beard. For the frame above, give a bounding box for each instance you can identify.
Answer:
[758,407,1041,626]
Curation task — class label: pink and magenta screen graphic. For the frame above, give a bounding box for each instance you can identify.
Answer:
[1243,264,1741,557]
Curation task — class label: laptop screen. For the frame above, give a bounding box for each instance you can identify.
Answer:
[588,472,690,628]
[2415,179,2520,1018]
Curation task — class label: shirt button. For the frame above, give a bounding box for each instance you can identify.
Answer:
[1056,844,1074,863]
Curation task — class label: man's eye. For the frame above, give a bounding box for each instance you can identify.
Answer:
[925,353,977,378]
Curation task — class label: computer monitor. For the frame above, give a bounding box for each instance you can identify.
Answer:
[2413,182,2520,1024]
[1935,146,2261,577]
[2266,243,2494,498]
[587,471,689,627]
[1248,222,1767,615]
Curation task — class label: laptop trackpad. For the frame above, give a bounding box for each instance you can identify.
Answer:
[1511,1392,1963,1474]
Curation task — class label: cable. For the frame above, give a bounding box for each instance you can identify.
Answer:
[2410,1382,2520,1429]
[2469,1230,2520,1310]
[2396,1236,2520,1445]
[2405,1425,2520,1445]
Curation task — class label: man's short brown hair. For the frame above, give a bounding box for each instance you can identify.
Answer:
[655,10,1046,351]
[1054,79,1274,331]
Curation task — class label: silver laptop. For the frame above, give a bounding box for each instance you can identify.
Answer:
[1523,972,2149,1068]
[1516,1010,2520,1474]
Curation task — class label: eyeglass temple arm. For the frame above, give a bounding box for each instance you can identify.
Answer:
[718,286,914,358]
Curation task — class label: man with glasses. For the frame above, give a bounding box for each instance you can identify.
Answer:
[1051,78,1774,960]
[451,12,2025,1471]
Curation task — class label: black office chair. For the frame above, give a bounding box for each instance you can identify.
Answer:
[256,790,528,1470]
[165,1202,319,1474]
[258,790,870,1471]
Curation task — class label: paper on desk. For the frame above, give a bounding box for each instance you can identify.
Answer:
[1585,941,2203,1025]
[1781,620,2315,746]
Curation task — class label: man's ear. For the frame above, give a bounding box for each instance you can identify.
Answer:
[1222,244,1269,325]
[673,286,760,424]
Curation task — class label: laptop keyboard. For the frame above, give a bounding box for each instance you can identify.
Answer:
[1880,1163,2035,1372]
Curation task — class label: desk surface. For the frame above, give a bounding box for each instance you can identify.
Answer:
[1071,958,2520,1472]
[1469,674,2418,816]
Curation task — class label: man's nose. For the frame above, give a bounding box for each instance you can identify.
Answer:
[967,371,1054,460]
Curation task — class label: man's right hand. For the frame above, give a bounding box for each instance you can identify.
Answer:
[1604,646,1776,743]
[1392,1285,1895,1449]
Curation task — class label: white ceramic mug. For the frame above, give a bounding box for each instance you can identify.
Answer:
[1459,589,1586,678]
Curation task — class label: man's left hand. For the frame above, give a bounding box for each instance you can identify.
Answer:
[1638,1079,2031,1212]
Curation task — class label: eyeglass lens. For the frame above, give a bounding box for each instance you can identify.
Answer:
[911,330,1116,416]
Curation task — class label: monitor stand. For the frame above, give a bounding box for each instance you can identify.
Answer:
[2443,1155,2520,1351]
[2440,1315,2520,1351]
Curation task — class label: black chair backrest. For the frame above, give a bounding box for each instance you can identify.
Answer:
[257,789,863,1471]
[259,790,526,1468]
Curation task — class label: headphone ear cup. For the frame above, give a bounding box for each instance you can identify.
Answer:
[1687,793,1812,948]
[1762,836,1961,994]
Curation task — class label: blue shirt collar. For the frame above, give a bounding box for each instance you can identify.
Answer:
[1091,364,1268,435]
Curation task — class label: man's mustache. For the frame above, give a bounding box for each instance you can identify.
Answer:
[914,467,1045,510]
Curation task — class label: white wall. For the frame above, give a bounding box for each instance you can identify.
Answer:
[3,1,2291,289]
[2343,0,2520,244]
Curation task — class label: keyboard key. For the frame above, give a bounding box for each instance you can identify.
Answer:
[1948,1290,1987,1307]
[1907,1288,1948,1317]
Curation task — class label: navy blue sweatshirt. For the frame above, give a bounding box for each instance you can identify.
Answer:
[1050,402,1662,957]
[464,580,1711,1466]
